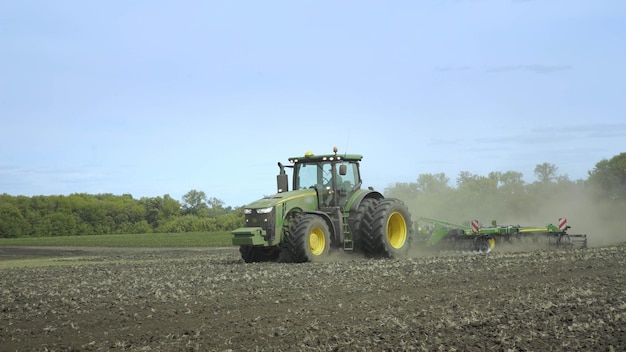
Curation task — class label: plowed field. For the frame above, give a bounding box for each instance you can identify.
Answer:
[1,244,625,351]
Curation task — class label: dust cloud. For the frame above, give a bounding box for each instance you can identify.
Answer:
[488,193,624,247]
[392,184,626,249]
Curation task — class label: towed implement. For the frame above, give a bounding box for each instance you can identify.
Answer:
[469,218,588,249]
[415,217,495,254]
[231,147,414,263]
[414,217,588,253]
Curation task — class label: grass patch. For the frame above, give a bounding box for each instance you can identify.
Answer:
[0,257,96,269]
[0,231,233,248]
[0,255,206,269]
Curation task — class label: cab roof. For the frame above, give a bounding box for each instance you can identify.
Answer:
[288,152,363,163]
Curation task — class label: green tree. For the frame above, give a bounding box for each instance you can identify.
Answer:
[118,220,152,234]
[417,173,450,194]
[182,190,209,216]
[206,197,227,217]
[162,194,182,218]
[456,172,498,193]
[162,215,197,232]
[140,194,182,229]
[588,152,626,201]
[104,194,146,233]
[33,213,77,236]
[454,171,500,220]
[385,173,454,221]
[534,162,559,183]
[495,171,530,218]
[384,182,418,200]
[218,207,245,230]
[0,202,29,237]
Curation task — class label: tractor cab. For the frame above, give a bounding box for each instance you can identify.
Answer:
[289,148,362,209]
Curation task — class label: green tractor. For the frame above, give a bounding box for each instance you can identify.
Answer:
[232,147,414,263]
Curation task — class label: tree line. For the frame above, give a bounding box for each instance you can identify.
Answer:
[384,153,626,228]
[0,190,243,238]
[1,153,624,238]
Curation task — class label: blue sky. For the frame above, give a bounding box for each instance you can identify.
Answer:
[1,0,625,207]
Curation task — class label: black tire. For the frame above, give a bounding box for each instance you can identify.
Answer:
[362,199,412,258]
[277,246,293,263]
[348,198,377,252]
[239,245,279,263]
[288,214,331,263]
[473,235,495,254]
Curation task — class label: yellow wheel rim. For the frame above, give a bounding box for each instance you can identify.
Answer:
[488,237,496,250]
[309,227,326,256]
[387,211,407,249]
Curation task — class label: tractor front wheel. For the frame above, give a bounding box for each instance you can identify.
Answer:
[288,214,331,263]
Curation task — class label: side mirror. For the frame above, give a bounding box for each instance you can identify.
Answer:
[277,162,288,193]
[339,164,347,176]
[277,174,288,193]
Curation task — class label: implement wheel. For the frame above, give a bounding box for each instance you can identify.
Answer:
[288,214,331,263]
[363,199,412,258]
[474,236,496,254]
[488,237,496,251]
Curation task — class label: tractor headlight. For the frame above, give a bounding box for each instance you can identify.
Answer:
[255,207,274,214]
[244,208,253,215]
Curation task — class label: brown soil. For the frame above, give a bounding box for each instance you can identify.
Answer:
[1,244,625,351]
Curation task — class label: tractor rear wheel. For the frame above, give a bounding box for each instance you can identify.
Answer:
[362,199,412,258]
[348,198,377,251]
[288,214,331,263]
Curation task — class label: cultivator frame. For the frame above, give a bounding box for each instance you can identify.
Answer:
[415,217,588,254]
[415,217,495,253]
[472,218,588,249]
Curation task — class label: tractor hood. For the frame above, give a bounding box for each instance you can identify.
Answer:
[244,189,317,209]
